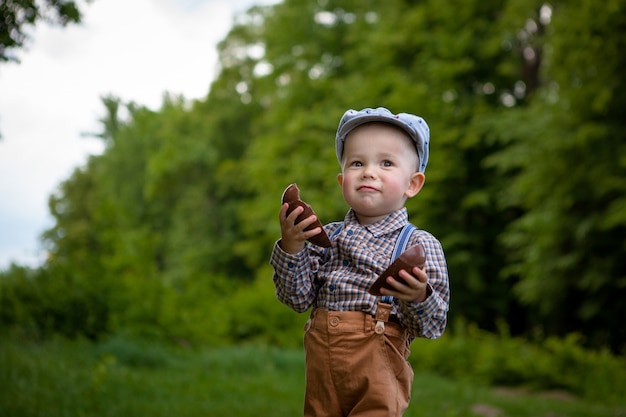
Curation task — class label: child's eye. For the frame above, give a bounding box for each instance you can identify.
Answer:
[382,160,393,167]
[350,161,363,167]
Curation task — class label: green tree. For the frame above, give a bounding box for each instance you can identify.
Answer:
[4,0,625,352]
[0,0,93,63]
[37,91,263,341]
[217,0,626,351]
[223,0,534,332]
[488,0,626,351]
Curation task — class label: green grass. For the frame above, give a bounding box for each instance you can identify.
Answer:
[0,335,624,417]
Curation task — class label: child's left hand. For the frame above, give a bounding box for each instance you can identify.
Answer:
[379,266,429,303]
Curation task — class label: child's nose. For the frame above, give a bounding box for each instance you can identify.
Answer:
[361,165,376,178]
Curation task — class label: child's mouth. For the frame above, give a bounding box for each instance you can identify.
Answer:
[358,185,378,192]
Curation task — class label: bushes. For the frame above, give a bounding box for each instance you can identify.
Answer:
[2,265,625,404]
[226,265,307,348]
[410,319,626,404]
[0,264,111,340]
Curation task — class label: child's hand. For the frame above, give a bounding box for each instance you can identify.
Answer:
[279,203,323,254]
[379,266,429,303]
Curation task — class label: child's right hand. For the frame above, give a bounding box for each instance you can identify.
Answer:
[279,203,323,254]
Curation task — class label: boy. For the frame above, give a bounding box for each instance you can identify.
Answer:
[270,107,450,416]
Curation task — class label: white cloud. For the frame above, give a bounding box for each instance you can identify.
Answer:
[0,0,277,269]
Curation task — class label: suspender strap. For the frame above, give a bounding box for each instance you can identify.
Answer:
[380,223,417,304]
[375,223,417,333]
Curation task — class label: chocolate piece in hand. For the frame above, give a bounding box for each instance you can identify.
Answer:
[368,243,426,296]
[281,183,332,248]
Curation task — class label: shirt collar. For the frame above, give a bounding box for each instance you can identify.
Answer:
[343,208,409,237]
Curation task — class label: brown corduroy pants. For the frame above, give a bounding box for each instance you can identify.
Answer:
[303,309,414,417]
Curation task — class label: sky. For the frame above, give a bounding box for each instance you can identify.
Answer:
[0,0,278,270]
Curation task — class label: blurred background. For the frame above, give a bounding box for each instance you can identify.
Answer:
[0,0,278,268]
[1,0,625,416]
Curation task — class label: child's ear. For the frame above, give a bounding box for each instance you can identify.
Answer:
[405,172,425,198]
[337,173,344,187]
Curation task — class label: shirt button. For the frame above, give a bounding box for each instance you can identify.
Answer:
[347,230,354,236]
[329,284,335,291]
[287,262,294,268]
[330,317,339,327]
[342,260,349,267]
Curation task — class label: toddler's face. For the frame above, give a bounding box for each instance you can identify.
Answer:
[338,123,424,225]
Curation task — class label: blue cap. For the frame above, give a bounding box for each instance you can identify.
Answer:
[335,107,430,172]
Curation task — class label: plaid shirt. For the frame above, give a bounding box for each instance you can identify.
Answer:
[270,208,449,340]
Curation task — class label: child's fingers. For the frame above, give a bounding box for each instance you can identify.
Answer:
[295,213,319,231]
[280,203,303,224]
[279,202,290,220]
[301,226,322,240]
[382,269,424,294]
[410,266,428,284]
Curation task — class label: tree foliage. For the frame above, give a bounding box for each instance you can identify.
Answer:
[487,0,626,349]
[1,0,625,353]
[0,0,93,63]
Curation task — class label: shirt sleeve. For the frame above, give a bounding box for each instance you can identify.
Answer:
[399,232,450,340]
[269,240,319,313]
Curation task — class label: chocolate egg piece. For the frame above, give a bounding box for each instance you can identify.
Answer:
[368,243,426,296]
[281,183,332,248]
[282,183,300,204]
